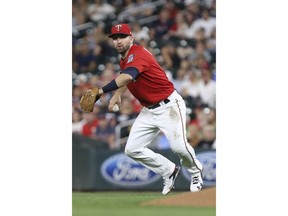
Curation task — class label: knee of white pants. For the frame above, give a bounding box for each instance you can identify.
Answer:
[170,140,187,153]
[124,146,132,157]
[124,145,139,158]
[171,141,196,157]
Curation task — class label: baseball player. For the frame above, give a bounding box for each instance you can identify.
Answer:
[97,23,203,195]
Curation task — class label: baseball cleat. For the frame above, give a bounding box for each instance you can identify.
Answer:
[162,165,181,195]
[190,171,203,192]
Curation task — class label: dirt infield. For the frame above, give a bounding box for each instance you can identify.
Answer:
[141,187,216,207]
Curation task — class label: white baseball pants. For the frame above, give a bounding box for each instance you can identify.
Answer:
[125,90,202,179]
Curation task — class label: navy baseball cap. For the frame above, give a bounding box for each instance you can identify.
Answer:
[108,24,132,38]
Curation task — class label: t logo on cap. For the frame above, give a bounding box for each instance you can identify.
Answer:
[115,24,122,31]
[108,23,132,38]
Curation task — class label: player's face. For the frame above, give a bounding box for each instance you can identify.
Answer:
[111,34,133,56]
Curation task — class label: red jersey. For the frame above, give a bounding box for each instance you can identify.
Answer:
[120,44,174,107]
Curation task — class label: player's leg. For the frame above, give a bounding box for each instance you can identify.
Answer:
[156,94,203,192]
[124,108,176,180]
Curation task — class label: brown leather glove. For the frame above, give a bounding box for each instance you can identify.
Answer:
[79,87,101,112]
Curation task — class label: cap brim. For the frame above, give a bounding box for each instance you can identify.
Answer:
[108,33,131,38]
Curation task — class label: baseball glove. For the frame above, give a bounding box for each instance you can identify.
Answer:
[80,87,101,112]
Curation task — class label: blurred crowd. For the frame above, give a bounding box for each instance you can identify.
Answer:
[72,0,216,150]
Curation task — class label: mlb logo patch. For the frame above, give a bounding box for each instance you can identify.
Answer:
[127,54,135,63]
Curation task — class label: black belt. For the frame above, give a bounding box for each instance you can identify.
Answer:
[147,99,170,109]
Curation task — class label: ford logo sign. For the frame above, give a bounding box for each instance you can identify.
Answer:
[101,153,161,187]
[181,151,216,187]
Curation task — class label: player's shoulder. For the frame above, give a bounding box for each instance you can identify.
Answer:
[131,44,144,52]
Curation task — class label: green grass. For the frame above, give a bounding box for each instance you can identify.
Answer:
[72,191,216,216]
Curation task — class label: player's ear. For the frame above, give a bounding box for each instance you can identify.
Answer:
[129,35,134,43]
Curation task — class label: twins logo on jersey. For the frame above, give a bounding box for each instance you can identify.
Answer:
[127,54,135,63]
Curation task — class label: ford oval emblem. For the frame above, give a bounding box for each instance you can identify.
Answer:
[101,153,161,187]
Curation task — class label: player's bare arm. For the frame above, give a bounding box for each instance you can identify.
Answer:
[108,86,127,111]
